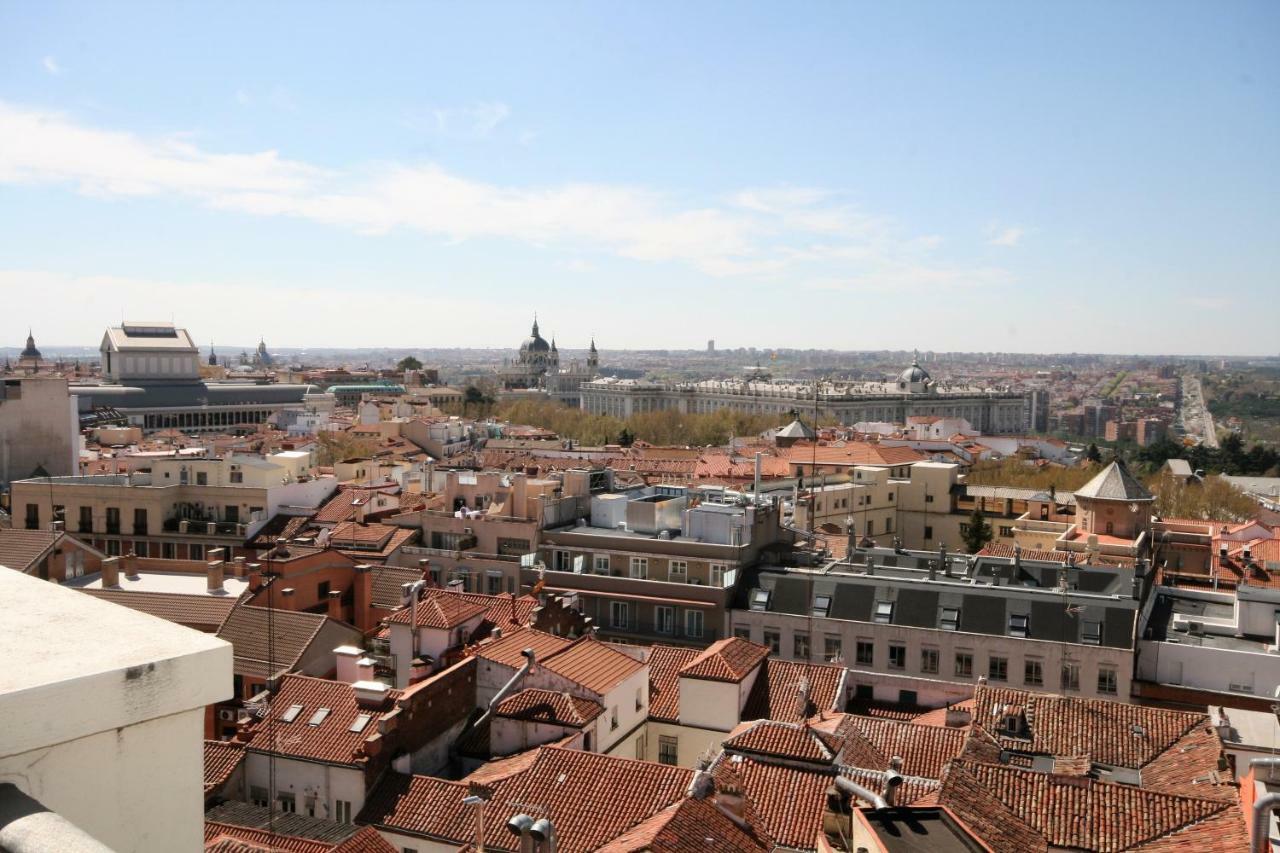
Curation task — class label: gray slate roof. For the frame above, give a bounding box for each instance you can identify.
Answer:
[1073,461,1152,502]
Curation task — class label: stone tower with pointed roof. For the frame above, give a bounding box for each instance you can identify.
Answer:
[1074,460,1154,542]
[18,329,42,371]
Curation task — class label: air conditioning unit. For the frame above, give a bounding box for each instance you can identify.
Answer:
[463,527,473,535]
[218,708,237,722]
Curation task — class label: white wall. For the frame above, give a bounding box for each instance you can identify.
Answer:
[677,678,741,731]
[244,753,367,822]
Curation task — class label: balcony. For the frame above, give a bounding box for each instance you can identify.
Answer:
[599,620,719,645]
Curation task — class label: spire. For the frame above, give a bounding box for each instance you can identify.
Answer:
[589,337,597,353]
[531,314,540,338]
[912,348,920,365]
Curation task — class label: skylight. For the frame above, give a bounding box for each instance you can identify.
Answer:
[349,713,372,733]
[307,707,331,726]
[940,607,960,631]
[811,594,831,618]
[873,600,894,624]
[1009,613,1029,638]
[280,703,304,723]
[1082,621,1102,645]
[749,588,771,611]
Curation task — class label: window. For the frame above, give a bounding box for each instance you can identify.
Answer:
[610,707,619,730]
[655,606,674,634]
[658,736,678,765]
[349,713,372,733]
[334,800,352,824]
[999,525,1014,537]
[554,550,572,571]
[668,560,687,582]
[278,793,296,813]
[921,647,939,674]
[888,644,906,670]
[307,707,331,726]
[710,563,726,587]
[133,507,148,535]
[763,629,781,654]
[24,504,40,530]
[824,635,842,662]
[196,471,208,486]
[749,588,771,611]
[190,544,204,561]
[250,786,269,808]
[79,506,93,533]
[988,656,1008,682]
[955,652,974,678]
[497,537,531,557]
[636,687,644,712]
[1081,621,1102,645]
[873,601,894,624]
[733,625,752,640]
[1008,613,1029,638]
[793,632,810,659]
[685,610,704,639]
[105,507,121,535]
[855,640,874,666]
[1061,662,1080,692]
[594,555,611,575]
[925,494,935,503]
[487,571,502,595]
[162,541,175,559]
[811,594,831,618]
[230,470,243,484]
[1025,659,1044,687]
[629,557,648,579]
[939,606,960,631]
[280,703,304,723]
[1097,667,1118,696]
[609,601,629,629]
[924,525,933,540]
[317,580,331,600]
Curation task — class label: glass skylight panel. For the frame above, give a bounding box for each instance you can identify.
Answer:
[749,588,770,611]
[811,594,831,617]
[1009,613,1029,637]
[280,703,304,723]
[940,607,960,630]
[1082,621,1102,645]
[873,600,894,623]
[307,707,331,726]
[349,713,372,733]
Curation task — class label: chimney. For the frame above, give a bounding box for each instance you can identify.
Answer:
[353,680,391,708]
[231,555,247,577]
[353,564,375,633]
[357,656,376,683]
[208,547,227,565]
[418,558,432,584]
[49,519,64,533]
[246,562,263,592]
[883,757,904,806]
[101,556,121,588]
[280,587,296,609]
[928,559,937,581]
[945,705,972,728]
[327,589,343,621]
[334,645,362,683]
[274,537,290,558]
[124,551,141,578]
[865,557,875,576]
[207,560,225,593]
[1013,544,1022,573]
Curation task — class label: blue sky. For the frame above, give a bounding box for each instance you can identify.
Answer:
[1,1,1276,354]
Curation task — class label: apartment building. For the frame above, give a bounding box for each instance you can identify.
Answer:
[0,374,79,487]
[533,484,789,647]
[731,546,1142,707]
[11,452,337,560]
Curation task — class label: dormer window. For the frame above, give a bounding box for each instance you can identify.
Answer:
[812,594,831,618]
[750,588,771,611]
[1082,621,1102,645]
[874,601,894,624]
[940,607,960,631]
[1008,613,1029,638]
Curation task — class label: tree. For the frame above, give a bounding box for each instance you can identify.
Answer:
[1086,443,1102,463]
[316,430,375,466]
[961,507,994,553]
[617,427,636,447]
[396,355,423,372]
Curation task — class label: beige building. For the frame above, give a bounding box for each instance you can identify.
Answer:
[10,453,337,560]
[0,374,79,487]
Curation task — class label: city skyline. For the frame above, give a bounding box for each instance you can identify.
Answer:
[1,2,1277,354]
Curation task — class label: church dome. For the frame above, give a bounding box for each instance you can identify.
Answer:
[899,352,930,385]
[520,318,550,353]
[20,330,41,361]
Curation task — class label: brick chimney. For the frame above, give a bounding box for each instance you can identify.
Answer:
[207,560,225,593]
[327,589,343,622]
[124,551,141,579]
[246,562,263,592]
[101,556,121,588]
[353,564,375,632]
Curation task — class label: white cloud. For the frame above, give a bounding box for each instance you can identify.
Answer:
[408,101,512,139]
[41,56,63,76]
[0,99,1008,287]
[988,225,1026,247]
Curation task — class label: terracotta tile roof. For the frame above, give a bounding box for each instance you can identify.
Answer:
[594,797,771,852]
[241,674,401,767]
[205,830,324,853]
[204,801,374,849]
[359,747,695,853]
[541,636,645,695]
[647,646,701,723]
[384,588,487,630]
[723,720,843,764]
[85,588,240,631]
[369,564,425,608]
[330,525,418,561]
[909,699,975,728]
[471,627,572,669]
[727,757,937,850]
[248,514,314,549]
[939,759,1249,852]
[204,740,245,795]
[741,658,846,723]
[678,637,769,683]
[782,442,926,467]
[216,606,332,681]
[830,715,967,780]
[496,688,603,727]
[313,489,388,525]
[445,590,538,630]
[0,528,63,571]
[979,543,1068,563]
[970,686,1233,800]
[460,746,541,785]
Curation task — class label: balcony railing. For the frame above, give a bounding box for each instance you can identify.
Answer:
[600,621,719,645]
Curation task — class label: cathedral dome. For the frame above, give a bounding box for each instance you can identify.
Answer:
[899,352,930,385]
[520,319,551,353]
[20,330,41,361]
